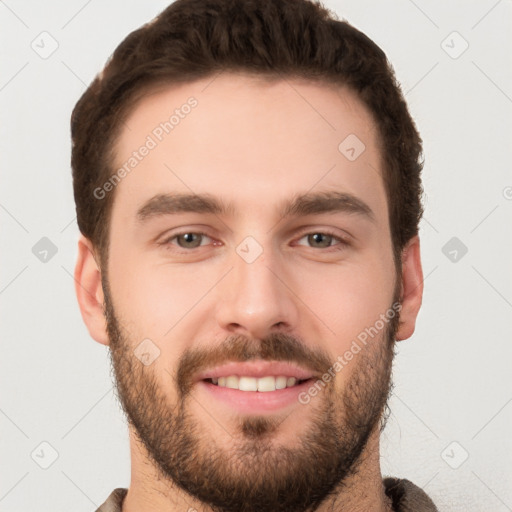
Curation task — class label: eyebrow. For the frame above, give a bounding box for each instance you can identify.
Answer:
[136,190,376,224]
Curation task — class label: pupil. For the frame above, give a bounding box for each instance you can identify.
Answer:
[310,233,330,247]
[180,233,200,247]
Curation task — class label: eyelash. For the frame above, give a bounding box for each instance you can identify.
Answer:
[160,229,350,252]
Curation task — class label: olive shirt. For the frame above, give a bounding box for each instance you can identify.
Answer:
[95,477,439,511]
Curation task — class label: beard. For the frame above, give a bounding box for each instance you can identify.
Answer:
[104,278,400,512]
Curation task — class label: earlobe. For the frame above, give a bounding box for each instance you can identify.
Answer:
[74,235,109,346]
[395,235,424,341]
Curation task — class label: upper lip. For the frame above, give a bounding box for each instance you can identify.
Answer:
[194,361,317,382]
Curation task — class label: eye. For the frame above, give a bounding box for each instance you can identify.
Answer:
[159,229,349,253]
[295,231,348,251]
[163,231,213,249]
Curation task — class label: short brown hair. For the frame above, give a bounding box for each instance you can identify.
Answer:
[71,0,424,272]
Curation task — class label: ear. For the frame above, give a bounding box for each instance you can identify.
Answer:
[74,235,109,346]
[396,235,423,341]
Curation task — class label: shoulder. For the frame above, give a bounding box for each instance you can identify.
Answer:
[95,488,128,512]
[383,477,439,512]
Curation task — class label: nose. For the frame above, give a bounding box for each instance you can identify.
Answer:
[215,243,299,340]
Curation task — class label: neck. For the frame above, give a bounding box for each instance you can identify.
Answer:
[122,427,393,512]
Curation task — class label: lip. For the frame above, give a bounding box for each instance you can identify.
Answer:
[194,360,317,382]
[197,378,314,413]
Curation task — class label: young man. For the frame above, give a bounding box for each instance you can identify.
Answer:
[71,0,437,510]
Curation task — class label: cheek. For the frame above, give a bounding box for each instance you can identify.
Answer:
[109,242,196,322]
[107,254,214,374]
[304,260,395,344]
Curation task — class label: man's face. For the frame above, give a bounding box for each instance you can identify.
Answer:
[103,73,399,512]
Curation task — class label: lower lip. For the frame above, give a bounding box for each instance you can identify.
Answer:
[197,379,313,414]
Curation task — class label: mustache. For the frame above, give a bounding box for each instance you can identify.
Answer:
[176,332,333,397]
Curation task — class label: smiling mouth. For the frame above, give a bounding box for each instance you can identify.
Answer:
[203,375,312,392]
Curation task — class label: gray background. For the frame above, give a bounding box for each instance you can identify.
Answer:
[1,1,511,511]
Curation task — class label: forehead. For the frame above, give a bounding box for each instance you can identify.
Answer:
[111,72,386,224]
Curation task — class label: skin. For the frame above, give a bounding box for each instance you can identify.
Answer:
[75,72,423,512]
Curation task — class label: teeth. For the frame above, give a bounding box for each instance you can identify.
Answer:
[226,375,239,389]
[239,376,258,391]
[275,376,287,389]
[257,376,276,392]
[210,375,304,392]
